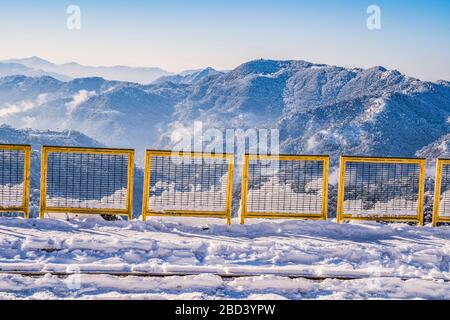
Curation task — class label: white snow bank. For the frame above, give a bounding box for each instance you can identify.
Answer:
[0,274,449,299]
[0,216,449,299]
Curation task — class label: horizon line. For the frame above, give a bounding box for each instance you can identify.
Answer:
[2,55,449,83]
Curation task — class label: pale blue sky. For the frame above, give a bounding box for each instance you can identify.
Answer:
[0,0,448,80]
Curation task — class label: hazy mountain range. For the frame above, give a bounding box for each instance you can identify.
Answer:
[0,57,449,170]
[0,57,171,84]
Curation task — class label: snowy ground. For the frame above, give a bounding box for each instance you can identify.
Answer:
[0,216,449,299]
[2,274,450,299]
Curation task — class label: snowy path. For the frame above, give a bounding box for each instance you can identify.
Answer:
[0,216,449,299]
[1,274,450,299]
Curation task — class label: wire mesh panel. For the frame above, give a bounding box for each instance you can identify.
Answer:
[337,156,425,225]
[142,150,234,224]
[240,154,329,223]
[0,144,31,218]
[40,146,134,219]
[432,159,450,226]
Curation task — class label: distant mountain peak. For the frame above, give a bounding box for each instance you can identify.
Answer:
[62,62,82,67]
[154,67,222,85]
[0,56,171,84]
[27,56,52,63]
[69,76,107,83]
[437,80,450,87]
[368,66,387,72]
[234,59,291,75]
[5,56,54,67]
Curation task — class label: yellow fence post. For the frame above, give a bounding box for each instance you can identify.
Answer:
[141,151,151,222]
[321,156,329,221]
[336,156,346,224]
[240,154,249,224]
[225,154,235,225]
[23,146,31,219]
[39,146,47,219]
[417,159,426,226]
[127,150,135,221]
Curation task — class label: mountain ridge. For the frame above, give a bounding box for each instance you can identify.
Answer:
[1,56,172,84]
[0,58,448,166]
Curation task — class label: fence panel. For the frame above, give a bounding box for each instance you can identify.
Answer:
[432,159,450,226]
[0,144,31,218]
[141,150,234,224]
[337,156,425,225]
[240,154,329,223]
[40,146,134,219]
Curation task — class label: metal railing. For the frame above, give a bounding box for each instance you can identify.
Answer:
[0,144,31,218]
[336,156,426,225]
[40,146,134,219]
[141,150,234,224]
[0,144,446,227]
[240,154,329,224]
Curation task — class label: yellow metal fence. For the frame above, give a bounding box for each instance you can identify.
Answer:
[141,150,234,224]
[40,146,134,219]
[337,156,426,225]
[0,144,446,227]
[0,144,31,218]
[240,154,329,223]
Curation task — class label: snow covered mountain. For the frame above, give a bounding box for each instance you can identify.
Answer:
[160,60,450,165]
[0,62,71,81]
[416,133,450,159]
[0,124,104,149]
[0,59,448,168]
[153,67,223,85]
[1,57,171,84]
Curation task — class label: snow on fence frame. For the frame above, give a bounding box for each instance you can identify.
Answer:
[141,150,234,224]
[337,156,426,226]
[0,144,31,218]
[40,146,135,220]
[432,158,450,226]
[240,154,329,224]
